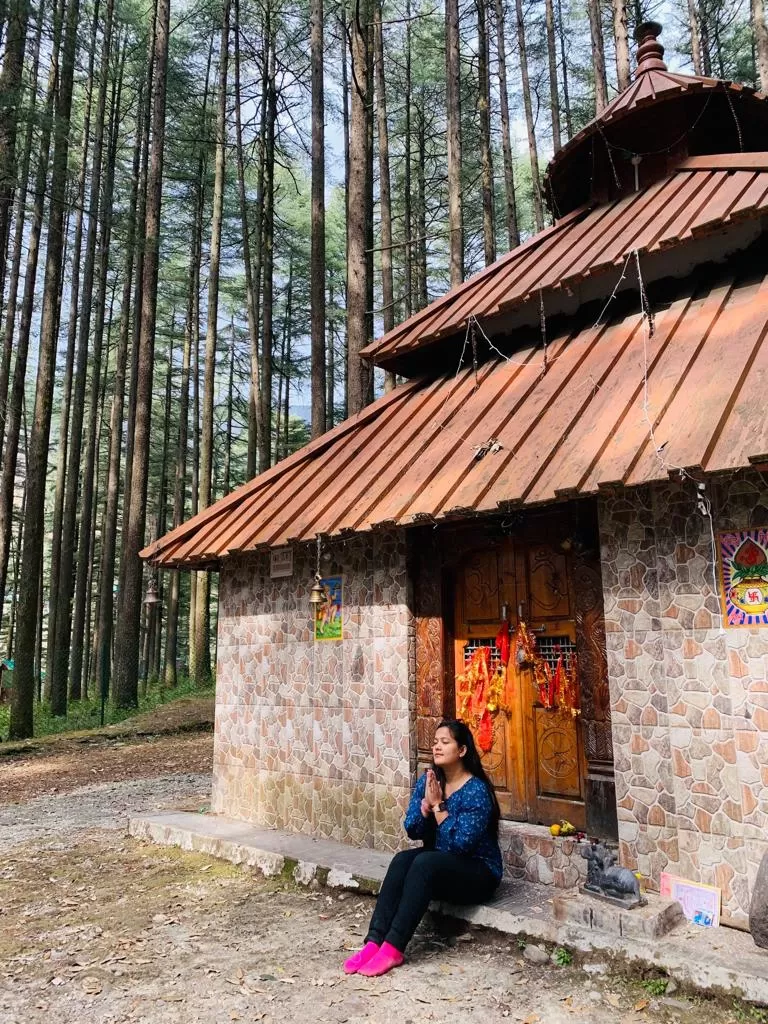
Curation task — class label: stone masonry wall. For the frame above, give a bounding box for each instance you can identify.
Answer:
[212,531,416,854]
[599,471,768,926]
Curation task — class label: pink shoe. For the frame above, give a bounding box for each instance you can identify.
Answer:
[357,941,404,977]
[343,941,380,974]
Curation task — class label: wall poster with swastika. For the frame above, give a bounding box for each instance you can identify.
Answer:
[718,528,768,627]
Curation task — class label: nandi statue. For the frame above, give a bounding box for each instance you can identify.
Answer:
[581,841,645,909]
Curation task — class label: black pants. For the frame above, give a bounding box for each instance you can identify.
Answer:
[365,848,499,954]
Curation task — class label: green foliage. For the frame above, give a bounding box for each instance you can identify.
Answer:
[731,1003,768,1023]
[552,946,572,967]
[0,676,215,743]
[640,978,668,996]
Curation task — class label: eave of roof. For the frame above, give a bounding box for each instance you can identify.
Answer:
[543,71,765,193]
[143,252,768,570]
[361,155,768,373]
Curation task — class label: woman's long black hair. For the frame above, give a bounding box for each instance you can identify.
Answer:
[430,718,501,839]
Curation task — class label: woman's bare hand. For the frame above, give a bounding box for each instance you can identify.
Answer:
[425,769,443,809]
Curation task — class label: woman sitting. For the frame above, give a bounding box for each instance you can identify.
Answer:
[343,718,503,977]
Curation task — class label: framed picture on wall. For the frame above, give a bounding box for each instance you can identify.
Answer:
[314,576,343,641]
[718,529,768,627]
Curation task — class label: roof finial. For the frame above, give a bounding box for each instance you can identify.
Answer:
[634,21,667,77]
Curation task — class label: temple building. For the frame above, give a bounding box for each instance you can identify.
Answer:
[144,24,768,929]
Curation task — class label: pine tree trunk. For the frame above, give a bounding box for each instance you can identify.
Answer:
[0,0,45,462]
[50,0,111,711]
[515,0,544,231]
[445,0,463,286]
[258,15,276,467]
[151,337,173,684]
[416,98,428,310]
[0,0,52,634]
[45,0,99,696]
[186,38,213,670]
[493,0,519,247]
[374,0,396,387]
[95,72,143,701]
[556,0,573,138]
[544,0,562,152]
[0,0,31,296]
[10,0,82,738]
[753,0,768,90]
[120,13,155,593]
[700,4,712,76]
[282,260,292,461]
[223,320,234,491]
[164,54,209,686]
[326,281,335,429]
[403,0,413,318]
[476,0,495,265]
[310,0,327,430]
[69,0,117,701]
[233,2,261,481]
[587,0,609,111]
[368,16,376,387]
[194,0,230,688]
[112,0,170,710]
[347,0,372,415]
[613,0,631,91]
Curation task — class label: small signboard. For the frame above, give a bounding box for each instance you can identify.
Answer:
[270,547,294,579]
[660,871,720,927]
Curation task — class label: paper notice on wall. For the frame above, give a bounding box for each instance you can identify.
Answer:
[660,871,721,927]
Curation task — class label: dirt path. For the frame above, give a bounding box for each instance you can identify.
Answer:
[0,697,214,805]
[0,724,749,1024]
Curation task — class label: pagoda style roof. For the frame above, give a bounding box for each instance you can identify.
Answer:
[144,245,768,569]
[362,154,768,375]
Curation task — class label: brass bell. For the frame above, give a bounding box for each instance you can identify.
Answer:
[309,573,325,605]
[144,578,160,606]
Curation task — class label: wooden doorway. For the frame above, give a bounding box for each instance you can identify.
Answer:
[452,515,594,829]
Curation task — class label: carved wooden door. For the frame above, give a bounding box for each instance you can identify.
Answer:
[453,529,587,828]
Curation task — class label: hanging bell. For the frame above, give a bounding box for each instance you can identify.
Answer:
[144,577,160,606]
[309,573,325,605]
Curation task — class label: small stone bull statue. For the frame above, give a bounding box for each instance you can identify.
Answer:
[581,841,642,904]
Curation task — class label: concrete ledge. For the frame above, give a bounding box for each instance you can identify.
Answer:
[129,811,390,895]
[130,811,768,1006]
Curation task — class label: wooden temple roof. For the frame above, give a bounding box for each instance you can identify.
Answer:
[362,155,768,374]
[144,241,768,569]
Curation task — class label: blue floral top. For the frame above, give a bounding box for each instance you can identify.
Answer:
[403,773,503,883]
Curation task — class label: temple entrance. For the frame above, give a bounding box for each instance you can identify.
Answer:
[452,512,605,830]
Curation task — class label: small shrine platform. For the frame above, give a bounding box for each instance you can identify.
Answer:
[130,810,768,1005]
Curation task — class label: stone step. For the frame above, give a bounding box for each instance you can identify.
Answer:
[129,811,768,1006]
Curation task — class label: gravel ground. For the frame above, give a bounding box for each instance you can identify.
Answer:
[0,772,211,852]
[0,754,750,1024]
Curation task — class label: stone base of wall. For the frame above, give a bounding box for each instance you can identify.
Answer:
[500,821,595,888]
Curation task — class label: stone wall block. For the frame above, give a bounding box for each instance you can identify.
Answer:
[256,770,286,829]
[342,779,375,848]
[313,776,344,842]
[374,708,411,788]
[312,706,344,779]
[343,706,377,784]
[343,640,375,709]
[372,635,411,712]
[312,640,345,708]
[284,774,316,836]
[374,784,411,853]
